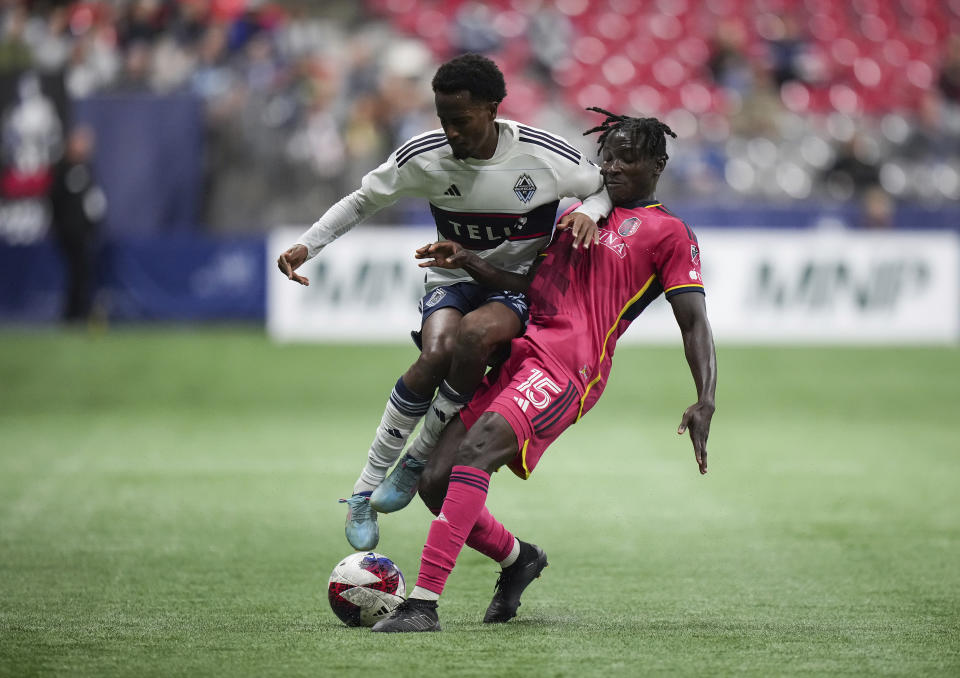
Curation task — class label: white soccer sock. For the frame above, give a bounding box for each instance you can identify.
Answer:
[407,381,472,462]
[353,378,431,495]
[409,586,440,601]
[498,538,520,569]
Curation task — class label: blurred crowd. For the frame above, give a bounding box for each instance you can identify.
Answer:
[1,0,959,233]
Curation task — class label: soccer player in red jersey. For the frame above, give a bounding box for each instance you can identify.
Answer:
[371,109,717,633]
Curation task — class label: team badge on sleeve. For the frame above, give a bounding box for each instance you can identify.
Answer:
[691,244,700,265]
[618,217,641,237]
[513,174,537,203]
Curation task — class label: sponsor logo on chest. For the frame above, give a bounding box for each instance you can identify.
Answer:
[597,229,628,259]
[430,200,556,249]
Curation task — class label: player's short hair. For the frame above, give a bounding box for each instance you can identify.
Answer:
[432,53,507,104]
[583,107,677,162]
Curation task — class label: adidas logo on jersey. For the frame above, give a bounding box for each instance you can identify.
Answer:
[444,184,462,197]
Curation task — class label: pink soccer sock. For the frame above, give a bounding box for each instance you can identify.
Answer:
[467,507,515,562]
[417,465,492,595]
[426,504,515,563]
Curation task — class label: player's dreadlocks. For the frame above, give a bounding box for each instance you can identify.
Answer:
[432,53,507,104]
[583,107,677,161]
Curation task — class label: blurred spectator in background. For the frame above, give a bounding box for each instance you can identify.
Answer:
[49,124,105,322]
[26,4,72,74]
[900,92,951,161]
[527,5,573,82]
[860,185,894,230]
[728,63,785,139]
[764,14,808,88]
[939,36,960,105]
[708,18,753,98]
[824,133,881,202]
[63,11,121,98]
[189,22,234,104]
[168,0,210,48]
[1,71,60,199]
[452,2,501,55]
[376,38,436,147]
[116,0,162,47]
[114,39,152,91]
[0,3,32,73]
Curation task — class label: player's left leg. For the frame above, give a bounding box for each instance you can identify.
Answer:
[415,295,526,458]
[446,292,527,394]
[343,305,459,550]
[373,297,524,513]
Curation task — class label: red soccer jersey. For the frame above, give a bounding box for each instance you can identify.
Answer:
[522,199,705,421]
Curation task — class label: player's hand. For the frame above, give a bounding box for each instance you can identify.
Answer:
[277,244,309,286]
[677,400,714,475]
[556,212,599,250]
[415,241,470,269]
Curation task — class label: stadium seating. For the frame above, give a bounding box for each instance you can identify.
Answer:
[365,0,960,117]
[363,0,960,204]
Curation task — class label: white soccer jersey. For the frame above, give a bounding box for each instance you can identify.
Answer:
[296,119,611,291]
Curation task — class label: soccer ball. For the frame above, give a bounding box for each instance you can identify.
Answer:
[327,551,406,627]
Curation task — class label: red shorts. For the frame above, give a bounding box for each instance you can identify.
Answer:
[460,340,581,479]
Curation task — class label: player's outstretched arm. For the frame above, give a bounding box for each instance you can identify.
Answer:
[415,241,538,293]
[277,244,310,286]
[669,292,717,475]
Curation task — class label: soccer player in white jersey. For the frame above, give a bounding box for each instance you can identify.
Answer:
[276,54,612,551]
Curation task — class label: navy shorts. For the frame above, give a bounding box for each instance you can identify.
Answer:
[418,281,529,327]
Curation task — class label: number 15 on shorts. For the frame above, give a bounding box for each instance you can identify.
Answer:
[514,368,562,411]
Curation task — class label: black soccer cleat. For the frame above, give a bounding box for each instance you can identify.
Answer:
[370,598,441,633]
[483,541,548,623]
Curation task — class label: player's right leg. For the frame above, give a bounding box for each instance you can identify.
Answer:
[372,411,519,633]
[459,350,580,621]
[376,294,527,513]
[468,354,584,622]
[419,417,522,574]
[343,307,460,550]
[414,352,551,623]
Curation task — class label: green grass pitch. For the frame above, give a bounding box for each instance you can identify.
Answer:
[1,328,958,677]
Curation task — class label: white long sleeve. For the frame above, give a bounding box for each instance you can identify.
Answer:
[551,143,612,224]
[295,147,423,259]
[295,190,381,260]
